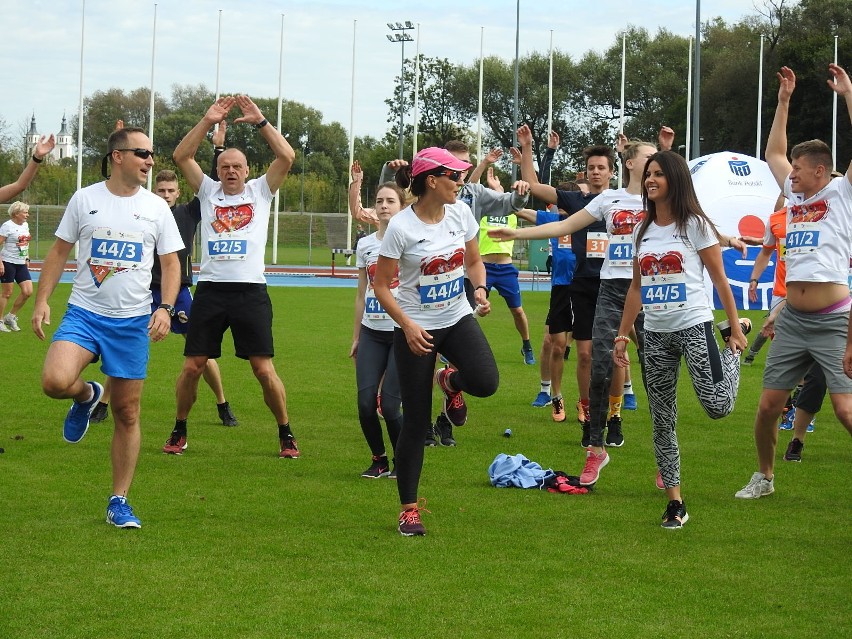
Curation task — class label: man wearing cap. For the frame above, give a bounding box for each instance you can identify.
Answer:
[169,95,300,459]
[32,126,183,528]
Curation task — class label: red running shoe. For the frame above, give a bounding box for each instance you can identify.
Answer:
[435,367,467,426]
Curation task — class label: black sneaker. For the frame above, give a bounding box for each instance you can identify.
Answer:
[425,424,438,447]
[90,402,109,424]
[717,318,752,342]
[661,499,689,529]
[434,414,456,447]
[605,416,624,447]
[581,420,591,448]
[784,438,804,462]
[361,455,390,478]
[217,401,239,427]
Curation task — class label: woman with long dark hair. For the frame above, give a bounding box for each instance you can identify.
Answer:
[613,151,748,529]
[373,147,499,536]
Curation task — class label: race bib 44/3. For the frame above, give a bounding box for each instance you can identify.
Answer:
[90,229,143,270]
[640,272,687,311]
[419,267,464,310]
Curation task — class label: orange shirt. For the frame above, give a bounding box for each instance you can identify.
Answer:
[762,208,787,298]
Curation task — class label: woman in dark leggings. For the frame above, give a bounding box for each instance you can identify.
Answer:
[374,147,499,536]
[350,181,407,478]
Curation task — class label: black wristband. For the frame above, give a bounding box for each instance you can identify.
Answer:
[475,285,489,298]
[255,118,268,130]
[32,154,43,164]
[157,303,176,317]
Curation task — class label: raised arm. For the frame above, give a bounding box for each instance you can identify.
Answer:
[827,63,852,184]
[517,124,558,204]
[658,126,675,152]
[469,148,502,185]
[0,135,55,203]
[765,67,796,189]
[232,95,295,193]
[209,121,227,180]
[174,96,235,193]
[349,161,378,225]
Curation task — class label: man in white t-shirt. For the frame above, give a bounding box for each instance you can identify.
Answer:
[32,126,183,528]
[736,64,852,500]
[169,95,300,459]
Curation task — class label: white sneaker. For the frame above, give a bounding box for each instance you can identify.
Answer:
[0,322,10,333]
[735,472,775,499]
[4,313,20,331]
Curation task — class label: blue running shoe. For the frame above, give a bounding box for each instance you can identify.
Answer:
[779,407,795,431]
[531,391,551,407]
[106,496,141,528]
[522,346,536,365]
[807,419,815,433]
[623,393,637,411]
[63,381,104,444]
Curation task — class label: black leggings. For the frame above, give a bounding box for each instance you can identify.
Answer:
[355,326,402,457]
[394,314,499,504]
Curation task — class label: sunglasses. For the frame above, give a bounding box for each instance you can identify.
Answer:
[435,169,466,182]
[115,148,155,160]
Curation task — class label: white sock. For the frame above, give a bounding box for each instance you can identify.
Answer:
[540,381,551,394]
[623,382,633,394]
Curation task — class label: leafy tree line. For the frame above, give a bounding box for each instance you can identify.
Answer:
[0,0,848,208]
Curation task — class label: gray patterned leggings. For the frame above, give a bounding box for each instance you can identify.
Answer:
[645,322,740,488]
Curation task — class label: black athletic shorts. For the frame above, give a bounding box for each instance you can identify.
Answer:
[567,277,600,341]
[546,285,573,334]
[184,281,274,359]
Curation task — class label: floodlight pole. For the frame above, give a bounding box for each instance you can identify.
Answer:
[387,22,414,160]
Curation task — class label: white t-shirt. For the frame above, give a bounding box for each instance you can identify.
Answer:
[356,232,397,332]
[380,201,478,330]
[56,182,183,318]
[584,188,645,280]
[634,217,718,332]
[0,220,31,264]
[783,175,852,285]
[196,174,274,283]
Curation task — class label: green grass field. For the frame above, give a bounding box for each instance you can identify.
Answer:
[1,287,849,638]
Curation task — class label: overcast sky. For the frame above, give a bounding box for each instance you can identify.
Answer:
[1,0,759,145]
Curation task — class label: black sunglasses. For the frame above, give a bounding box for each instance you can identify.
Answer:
[435,169,465,182]
[115,148,155,160]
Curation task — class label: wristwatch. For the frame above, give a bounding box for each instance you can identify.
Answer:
[157,303,176,317]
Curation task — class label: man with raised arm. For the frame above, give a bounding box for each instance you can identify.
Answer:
[169,95,300,459]
[32,126,183,528]
[736,64,852,500]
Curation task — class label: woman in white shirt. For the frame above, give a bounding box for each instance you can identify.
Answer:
[373,147,498,536]
[0,202,34,331]
[613,151,748,529]
[350,182,406,479]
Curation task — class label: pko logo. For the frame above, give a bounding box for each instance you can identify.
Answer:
[689,158,709,175]
[728,160,751,177]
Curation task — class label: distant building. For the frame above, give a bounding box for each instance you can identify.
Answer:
[25,114,76,162]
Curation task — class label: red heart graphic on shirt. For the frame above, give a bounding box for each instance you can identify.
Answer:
[212,204,253,233]
[611,209,644,235]
[421,248,465,276]
[639,251,684,276]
